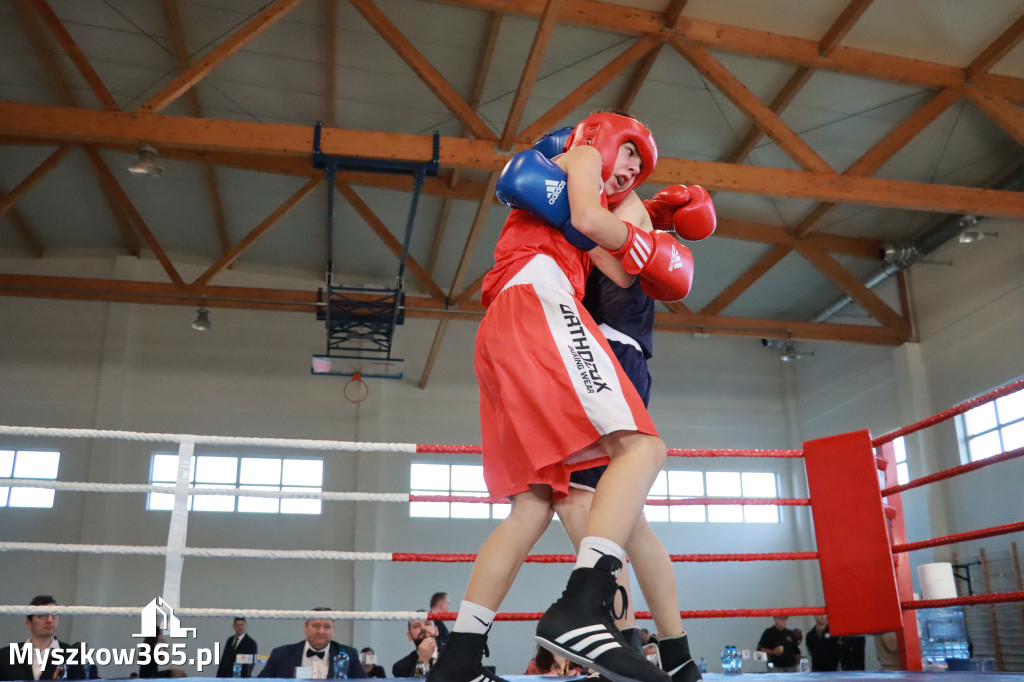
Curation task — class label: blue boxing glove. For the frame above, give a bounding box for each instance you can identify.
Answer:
[495,149,597,250]
[531,127,573,159]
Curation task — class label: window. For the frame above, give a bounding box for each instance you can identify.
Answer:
[149,454,323,514]
[644,470,779,524]
[0,450,60,508]
[409,463,510,519]
[892,436,909,485]
[959,388,1024,462]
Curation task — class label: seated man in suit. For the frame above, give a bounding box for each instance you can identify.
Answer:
[259,608,366,679]
[0,595,88,681]
[391,616,440,678]
[216,617,259,678]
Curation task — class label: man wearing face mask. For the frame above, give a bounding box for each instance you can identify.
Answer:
[359,648,385,678]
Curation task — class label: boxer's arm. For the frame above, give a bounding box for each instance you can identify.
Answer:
[589,191,652,288]
[556,146,634,250]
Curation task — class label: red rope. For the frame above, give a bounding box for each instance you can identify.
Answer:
[409,494,808,506]
[881,445,1024,496]
[391,552,815,563]
[873,378,1024,446]
[902,591,1024,610]
[485,607,827,621]
[666,448,803,458]
[892,520,1024,554]
[415,444,802,458]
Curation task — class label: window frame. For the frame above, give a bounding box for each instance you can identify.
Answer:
[956,386,1024,464]
[0,449,61,509]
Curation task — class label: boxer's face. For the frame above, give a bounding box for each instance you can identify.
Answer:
[605,141,642,194]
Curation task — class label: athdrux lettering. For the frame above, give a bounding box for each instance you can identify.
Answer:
[559,304,611,394]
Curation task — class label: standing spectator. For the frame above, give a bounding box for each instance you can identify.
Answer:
[804,615,840,672]
[0,595,87,681]
[259,607,366,678]
[359,648,386,678]
[840,635,866,670]
[874,632,900,670]
[428,593,450,649]
[216,617,258,678]
[756,615,801,672]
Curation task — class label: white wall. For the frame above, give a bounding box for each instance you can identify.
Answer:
[2,220,1022,677]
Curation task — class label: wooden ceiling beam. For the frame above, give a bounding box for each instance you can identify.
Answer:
[447,172,500,300]
[194,177,321,286]
[699,243,791,317]
[0,191,44,257]
[796,244,909,334]
[964,88,1024,146]
[964,11,1024,83]
[81,148,142,255]
[28,0,119,111]
[500,0,564,149]
[349,0,496,141]
[161,0,232,256]
[818,0,875,55]
[0,273,908,344]
[0,145,74,221]
[517,34,663,143]
[335,182,447,300]
[716,218,882,258]
[673,40,833,173]
[87,152,183,285]
[4,105,1023,217]
[426,0,1024,102]
[140,0,306,114]
[616,42,662,112]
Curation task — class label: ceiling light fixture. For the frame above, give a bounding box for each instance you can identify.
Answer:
[191,306,212,331]
[127,144,163,178]
[780,342,813,362]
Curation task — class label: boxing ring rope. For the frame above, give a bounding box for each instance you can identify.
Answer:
[868,377,1024,670]
[2,378,1022,671]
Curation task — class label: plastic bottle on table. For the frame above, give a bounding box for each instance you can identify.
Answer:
[331,651,350,679]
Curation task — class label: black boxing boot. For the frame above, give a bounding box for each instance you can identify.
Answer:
[657,634,702,682]
[536,554,670,682]
[426,631,508,682]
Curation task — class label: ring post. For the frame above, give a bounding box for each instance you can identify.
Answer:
[804,430,903,636]
[876,438,923,670]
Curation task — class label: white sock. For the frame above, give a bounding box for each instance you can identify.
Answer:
[452,600,496,634]
[574,536,624,570]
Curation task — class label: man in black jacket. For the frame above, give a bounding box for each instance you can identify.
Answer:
[259,608,365,679]
[0,596,87,681]
[392,617,439,678]
[215,618,258,678]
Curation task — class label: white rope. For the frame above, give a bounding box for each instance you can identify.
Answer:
[0,479,407,501]
[0,542,394,561]
[0,425,419,453]
[0,605,431,620]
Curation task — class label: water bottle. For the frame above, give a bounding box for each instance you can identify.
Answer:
[698,657,707,674]
[919,607,969,665]
[232,662,243,678]
[413,661,427,678]
[732,646,742,674]
[55,665,68,680]
[721,645,731,674]
[331,651,349,679]
[799,657,811,673]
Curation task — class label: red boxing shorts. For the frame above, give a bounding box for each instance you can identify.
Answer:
[474,256,657,500]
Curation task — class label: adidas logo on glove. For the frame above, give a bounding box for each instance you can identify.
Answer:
[668,244,684,271]
[546,179,566,205]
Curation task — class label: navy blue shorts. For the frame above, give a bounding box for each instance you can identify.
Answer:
[569,340,650,491]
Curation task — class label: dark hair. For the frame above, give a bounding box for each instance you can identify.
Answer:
[27,595,57,619]
[534,646,555,672]
[429,592,447,608]
[233,617,246,623]
[360,648,374,655]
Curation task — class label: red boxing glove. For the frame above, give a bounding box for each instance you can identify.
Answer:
[609,227,694,301]
[643,184,716,241]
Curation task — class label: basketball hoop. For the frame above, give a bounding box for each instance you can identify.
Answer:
[344,372,369,403]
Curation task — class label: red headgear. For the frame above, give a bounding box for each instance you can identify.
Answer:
[564,112,658,207]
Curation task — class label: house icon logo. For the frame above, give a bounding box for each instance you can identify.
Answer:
[134,596,196,638]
